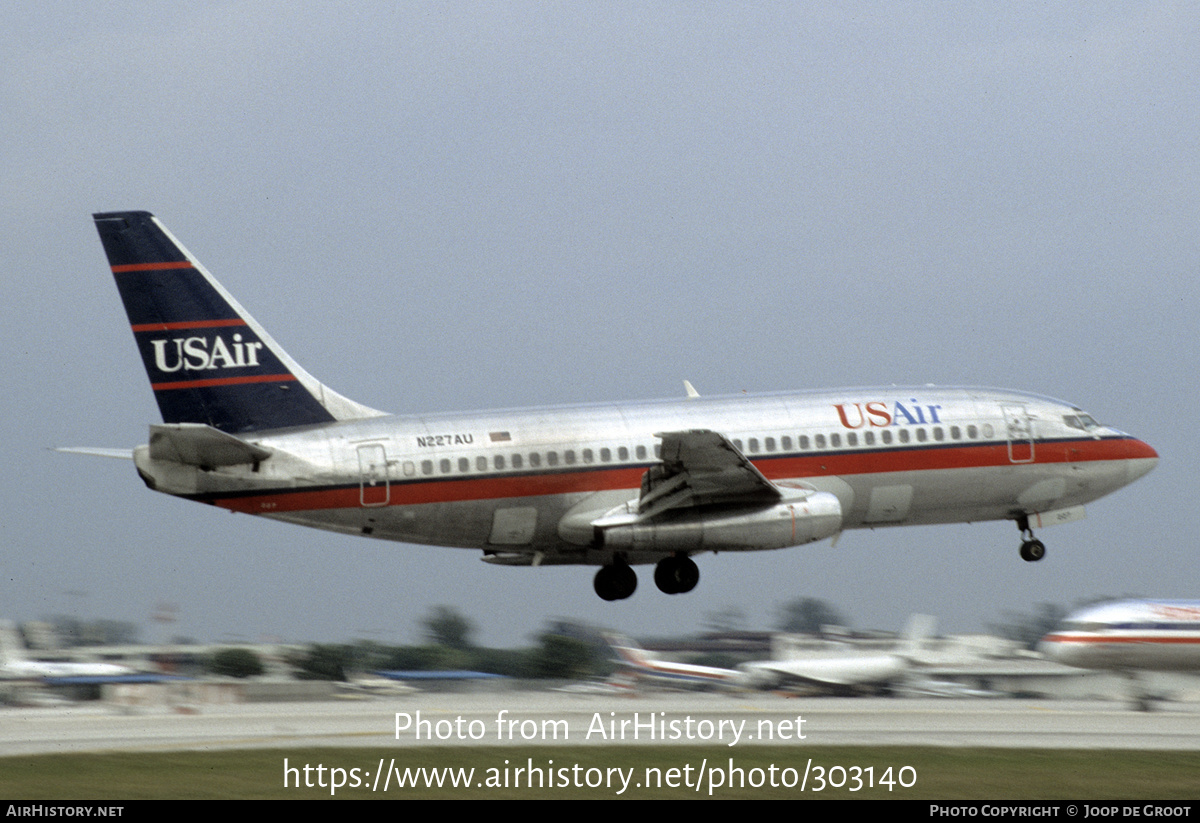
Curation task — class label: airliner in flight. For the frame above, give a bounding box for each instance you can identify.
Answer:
[1040,600,1200,673]
[81,211,1158,601]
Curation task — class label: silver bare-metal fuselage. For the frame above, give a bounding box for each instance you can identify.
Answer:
[132,385,1158,567]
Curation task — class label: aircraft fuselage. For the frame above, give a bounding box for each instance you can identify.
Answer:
[133,386,1156,565]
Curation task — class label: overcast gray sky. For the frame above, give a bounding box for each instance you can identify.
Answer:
[3,2,1196,647]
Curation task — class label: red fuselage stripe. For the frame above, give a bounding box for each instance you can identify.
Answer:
[202,436,1150,515]
[1043,635,1200,645]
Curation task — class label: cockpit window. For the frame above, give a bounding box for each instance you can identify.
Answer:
[1063,413,1101,432]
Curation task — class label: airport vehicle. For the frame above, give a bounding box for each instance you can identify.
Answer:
[739,615,934,694]
[1040,600,1200,672]
[602,632,742,689]
[0,621,134,681]
[83,211,1158,601]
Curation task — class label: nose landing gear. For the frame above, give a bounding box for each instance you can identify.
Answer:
[1016,514,1046,562]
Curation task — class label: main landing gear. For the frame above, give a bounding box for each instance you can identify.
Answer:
[593,554,701,601]
[654,553,700,595]
[593,560,637,601]
[1015,514,1046,562]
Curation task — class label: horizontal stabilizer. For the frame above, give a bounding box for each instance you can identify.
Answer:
[54,447,134,460]
[148,423,272,467]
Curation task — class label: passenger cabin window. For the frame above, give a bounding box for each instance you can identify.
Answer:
[636,446,647,460]
[511,454,522,469]
[830,433,841,448]
[476,456,487,471]
[582,449,593,463]
[950,426,962,440]
[765,437,776,452]
[564,450,576,465]
[529,453,541,468]
[439,458,451,473]
[967,425,978,439]
[847,432,857,447]
[547,451,559,467]
[863,431,875,446]
[748,438,759,453]
[618,446,629,461]
[458,457,470,473]
[881,430,893,445]
[814,434,826,449]
[494,455,506,470]
[799,435,810,450]
[781,436,792,450]
[898,430,910,444]
[421,460,433,475]
[600,448,611,462]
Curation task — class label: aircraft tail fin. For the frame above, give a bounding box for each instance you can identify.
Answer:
[0,621,28,667]
[600,632,652,668]
[897,614,937,661]
[92,211,385,433]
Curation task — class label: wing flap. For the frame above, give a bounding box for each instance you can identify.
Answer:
[640,429,780,516]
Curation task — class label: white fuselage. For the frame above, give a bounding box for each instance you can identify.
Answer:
[1041,600,1200,672]
[132,385,1157,567]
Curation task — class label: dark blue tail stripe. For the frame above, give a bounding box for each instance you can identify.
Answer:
[94,211,337,433]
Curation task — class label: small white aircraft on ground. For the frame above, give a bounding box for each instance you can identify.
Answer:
[0,621,135,682]
[738,615,935,694]
[601,632,744,690]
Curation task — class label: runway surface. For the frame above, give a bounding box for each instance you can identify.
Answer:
[4,693,1200,756]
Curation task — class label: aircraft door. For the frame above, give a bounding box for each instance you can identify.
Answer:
[357,443,390,507]
[1001,404,1035,463]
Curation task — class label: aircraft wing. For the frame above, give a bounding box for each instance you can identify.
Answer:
[740,655,907,689]
[637,429,781,519]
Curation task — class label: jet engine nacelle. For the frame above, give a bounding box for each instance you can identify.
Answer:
[601,491,842,553]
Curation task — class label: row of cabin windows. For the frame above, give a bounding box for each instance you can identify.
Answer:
[408,445,652,477]
[733,423,993,454]
[402,423,996,477]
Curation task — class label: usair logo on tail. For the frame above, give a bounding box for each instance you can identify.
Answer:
[149,333,265,374]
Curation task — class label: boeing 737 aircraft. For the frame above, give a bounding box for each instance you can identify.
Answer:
[81,212,1158,601]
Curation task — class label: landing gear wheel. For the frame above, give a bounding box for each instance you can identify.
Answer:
[594,562,638,601]
[1019,539,1046,562]
[1015,515,1046,562]
[654,555,700,595]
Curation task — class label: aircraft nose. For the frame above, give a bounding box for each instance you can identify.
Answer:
[1124,438,1159,484]
[1037,634,1075,666]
